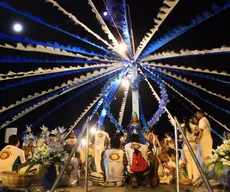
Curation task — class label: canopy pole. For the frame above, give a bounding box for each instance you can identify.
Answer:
[174,119,180,192]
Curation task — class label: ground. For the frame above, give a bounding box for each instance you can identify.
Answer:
[0,180,228,192]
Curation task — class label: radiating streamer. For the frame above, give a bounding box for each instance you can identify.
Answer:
[159,69,230,102]
[153,69,230,115]
[0,66,115,90]
[46,0,128,60]
[0,63,117,80]
[0,56,112,64]
[0,66,123,129]
[135,0,179,60]
[118,85,129,126]
[156,67,230,84]
[0,2,118,56]
[142,45,230,62]
[145,62,230,76]
[0,32,116,60]
[140,2,230,59]
[0,43,117,62]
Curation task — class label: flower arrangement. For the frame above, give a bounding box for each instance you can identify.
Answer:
[22,126,69,177]
[209,139,230,178]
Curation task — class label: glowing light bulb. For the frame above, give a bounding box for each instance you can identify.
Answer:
[103,11,108,16]
[13,23,23,32]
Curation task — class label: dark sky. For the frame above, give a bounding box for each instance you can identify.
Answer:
[0,0,230,148]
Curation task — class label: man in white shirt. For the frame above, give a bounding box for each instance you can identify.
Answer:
[196,110,213,167]
[0,135,26,180]
[94,125,109,172]
[125,134,159,188]
[101,137,127,186]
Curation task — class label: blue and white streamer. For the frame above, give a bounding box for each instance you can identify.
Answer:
[139,2,230,59]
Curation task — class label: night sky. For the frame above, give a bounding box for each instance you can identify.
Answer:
[0,0,230,149]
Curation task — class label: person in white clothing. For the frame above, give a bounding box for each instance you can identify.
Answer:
[0,135,26,180]
[101,137,127,186]
[196,110,213,167]
[182,116,202,184]
[94,125,109,172]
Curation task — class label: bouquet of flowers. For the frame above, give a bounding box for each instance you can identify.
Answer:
[209,139,230,178]
[22,126,69,177]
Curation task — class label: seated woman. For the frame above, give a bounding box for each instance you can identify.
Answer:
[101,137,127,186]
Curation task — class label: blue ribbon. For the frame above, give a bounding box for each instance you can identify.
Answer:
[0,66,106,90]
[139,96,148,130]
[157,67,230,84]
[139,2,230,59]
[0,56,110,64]
[101,69,128,131]
[31,73,115,128]
[0,2,121,58]
[148,66,230,115]
[0,32,116,60]
[0,68,121,122]
[142,68,169,127]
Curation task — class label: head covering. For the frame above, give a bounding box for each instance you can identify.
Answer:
[131,112,138,118]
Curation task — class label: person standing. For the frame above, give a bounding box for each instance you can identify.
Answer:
[101,137,127,186]
[196,110,213,167]
[182,116,201,184]
[0,135,26,180]
[94,125,109,173]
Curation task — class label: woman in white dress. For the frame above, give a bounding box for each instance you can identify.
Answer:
[182,116,202,185]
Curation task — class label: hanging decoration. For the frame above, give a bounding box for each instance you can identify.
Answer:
[135,0,179,60]
[157,67,230,84]
[154,69,230,115]
[0,43,117,62]
[0,56,111,64]
[141,68,174,127]
[0,67,122,129]
[141,69,169,127]
[142,45,230,62]
[0,2,116,56]
[101,69,128,131]
[0,32,117,60]
[0,64,117,81]
[145,62,230,76]
[163,80,230,132]
[138,96,148,130]
[118,85,129,126]
[46,0,128,60]
[158,68,230,102]
[139,2,230,59]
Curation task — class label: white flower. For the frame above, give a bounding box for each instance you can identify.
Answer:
[51,128,58,136]
[26,125,32,133]
[40,125,49,132]
[58,126,66,134]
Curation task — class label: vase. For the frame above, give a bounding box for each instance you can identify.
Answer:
[42,165,57,191]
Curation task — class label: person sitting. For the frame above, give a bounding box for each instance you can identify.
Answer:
[0,135,26,180]
[59,144,79,187]
[101,136,127,186]
[163,149,191,185]
[125,134,159,188]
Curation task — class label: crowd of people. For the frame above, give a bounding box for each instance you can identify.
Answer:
[0,110,215,189]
